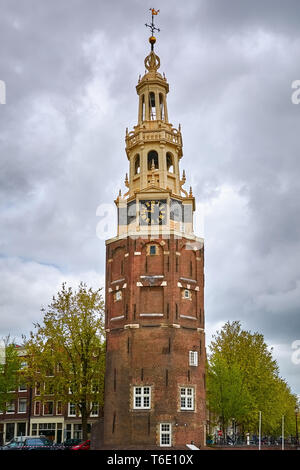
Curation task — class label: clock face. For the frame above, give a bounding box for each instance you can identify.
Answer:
[139,200,167,225]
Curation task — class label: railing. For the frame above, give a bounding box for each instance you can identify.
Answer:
[126,128,182,149]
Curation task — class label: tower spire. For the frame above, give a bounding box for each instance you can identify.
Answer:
[145,8,160,51]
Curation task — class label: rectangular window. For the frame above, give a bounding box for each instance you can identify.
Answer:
[115,290,122,301]
[32,423,37,436]
[133,386,151,409]
[184,289,191,299]
[43,401,54,415]
[73,424,82,440]
[90,402,99,417]
[44,381,54,395]
[66,423,72,440]
[18,398,27,413]
[160,423,172,447]
[6,401,15,413]
[35,382,41,396]
[68,402,76,417]
[189,351,198,367]
[18,383,27,392]
[56,401,62,415]
[149,245,156,255]
[34,401,41,416]
[180,387,194,411]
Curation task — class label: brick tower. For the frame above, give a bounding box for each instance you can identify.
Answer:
[103,23,206,449]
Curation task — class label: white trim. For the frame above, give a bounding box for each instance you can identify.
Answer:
[180,315,197,320]
[111,278,125,284]
[111,315,125,321]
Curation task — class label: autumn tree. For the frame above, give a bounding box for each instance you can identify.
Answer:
[24,282,106,440]
[207,321,297,437]
[0,338,22,412]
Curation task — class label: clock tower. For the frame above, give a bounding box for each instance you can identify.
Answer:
[103,15,206,449]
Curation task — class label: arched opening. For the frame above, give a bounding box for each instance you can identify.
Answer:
[141,95,145,121]
[149,92,156,120]
[148,150,159,170]
[159,93,165,120]
[166,152,174,173]
[134,154,140,174]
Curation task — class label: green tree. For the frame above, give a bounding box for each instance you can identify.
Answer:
[23,282,106,440]
[207,354,252,435]
[0,338,22,412]
[207,321,297,437]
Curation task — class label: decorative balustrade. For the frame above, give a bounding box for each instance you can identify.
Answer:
[126,127,182,149]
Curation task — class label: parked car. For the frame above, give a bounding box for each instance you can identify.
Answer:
[18,437,59,450]
[60,438,83,450]
[70,439,90,450]
[0,436,31,450]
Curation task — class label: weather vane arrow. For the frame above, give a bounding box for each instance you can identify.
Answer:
[145,8,160,50]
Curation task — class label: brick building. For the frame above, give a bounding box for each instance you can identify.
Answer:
[0,346,100,445]
[103,30,207,449]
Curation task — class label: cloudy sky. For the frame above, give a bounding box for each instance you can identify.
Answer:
[1,0,299,395]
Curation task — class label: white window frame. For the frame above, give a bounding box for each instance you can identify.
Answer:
[68,402,76,417]
[35,382,41,396]
[43,401,54,416]
[160,423,172,447]
[184,289,191,299]
[18,383,27,392]
[115,290,122,301]
[6,401,15,414]
[34,401,41,416]
[90,402,99,417]
[56,401,62,415]
[189,351,198,367]
[133,386,151,409]
[18,398,27,414]
[180,387,195,411]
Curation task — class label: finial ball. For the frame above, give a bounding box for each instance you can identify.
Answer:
[149,36,156,45]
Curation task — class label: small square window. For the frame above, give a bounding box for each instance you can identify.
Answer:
[184,289,191,299]
[115,291,122,301]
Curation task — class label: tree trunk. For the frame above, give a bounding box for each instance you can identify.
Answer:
[81,404,88,440]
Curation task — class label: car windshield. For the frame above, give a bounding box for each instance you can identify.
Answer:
[25,438,52,446]
[6,441,22,448]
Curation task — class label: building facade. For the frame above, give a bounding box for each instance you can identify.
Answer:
[0,347,100,445]
[103,38,206,449]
